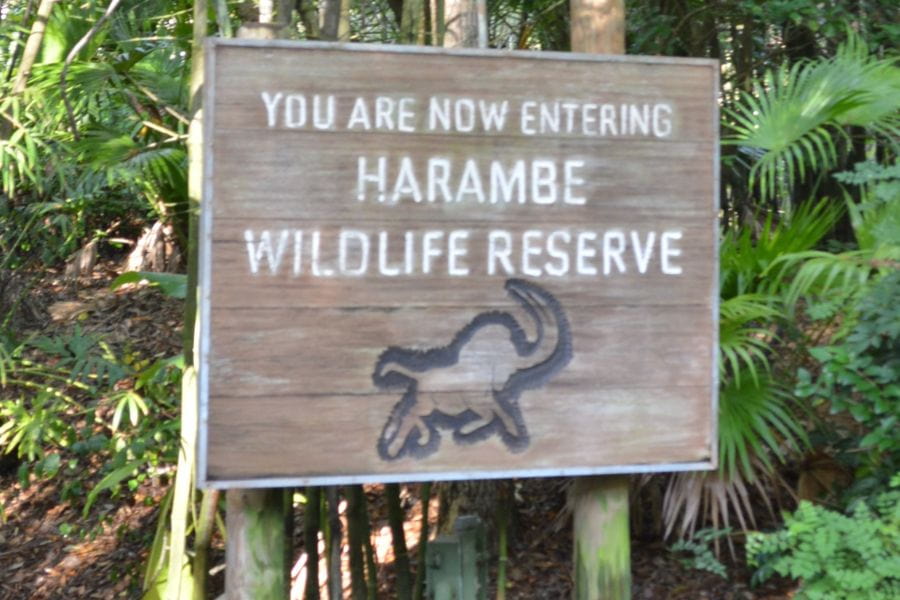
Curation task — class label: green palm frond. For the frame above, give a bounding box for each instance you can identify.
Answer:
[664,378,807,549]
[839,164,900,252]
[830,34,900,136]
[720,198,843,298]
[719,294,780,385]
[772,249,878,308]
[727,63,839,201]
[724,32,900,203]
[73,128,186,194]
[28,61,122,104]
[130,51,189,110]
[719,376,806,482]
[768,186,900,307]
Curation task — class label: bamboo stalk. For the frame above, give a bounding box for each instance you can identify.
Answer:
[2,0,35,84]
[214,0,234,37]
[361,491,378,600]
[326,487,343,600]
[386,483,412,600]
[10,0,57,95]
[412,482,432,600]
[193,489,221,599]
[304,487,322,600]
[347,486,367,599]
[495,487,509,600]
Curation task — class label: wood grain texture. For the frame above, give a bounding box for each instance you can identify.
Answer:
[200,40,719,486]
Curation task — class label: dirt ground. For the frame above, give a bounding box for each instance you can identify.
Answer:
[0,265,797,599]
[0,473,797,599]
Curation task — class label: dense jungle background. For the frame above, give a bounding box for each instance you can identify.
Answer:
[1,0,898,598]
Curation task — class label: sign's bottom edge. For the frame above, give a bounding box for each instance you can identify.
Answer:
[200,459,716,489]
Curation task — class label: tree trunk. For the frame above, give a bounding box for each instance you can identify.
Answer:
[297,0,321,38]
[361,494,378,600]
[401,0,426,44]
[321,0,341,40]
[412,482,432,600]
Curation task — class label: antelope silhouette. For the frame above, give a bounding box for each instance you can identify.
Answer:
[374,279,573,461]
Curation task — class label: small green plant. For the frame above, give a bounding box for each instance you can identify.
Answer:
[747,476,900,599]
[796,270,900,499]
[669,528,731,578]
[0,327,182,514]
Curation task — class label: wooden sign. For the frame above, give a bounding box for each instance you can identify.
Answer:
[199,40,719,487]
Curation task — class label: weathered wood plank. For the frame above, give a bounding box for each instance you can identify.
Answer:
[199,40,718,486]
[207,385,712,480]
[207,304,712,395]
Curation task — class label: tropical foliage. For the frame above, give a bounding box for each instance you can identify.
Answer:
[1,0,898,597]
[747,477,900,599]
[725,33,899,206]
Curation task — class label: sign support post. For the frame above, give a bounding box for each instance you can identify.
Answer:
[568,1,631,598]
[223,17,291,600]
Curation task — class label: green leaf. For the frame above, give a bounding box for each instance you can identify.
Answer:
[39,453,61,478]
[83,459,144,516]
[111,272,187,299]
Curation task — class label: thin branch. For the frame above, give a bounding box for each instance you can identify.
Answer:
[60,0,123,140]
[125,76,191,125]
[662,4,716,52]
[0,108,27,131]
[142,136,189,151]
[141,119,183,140]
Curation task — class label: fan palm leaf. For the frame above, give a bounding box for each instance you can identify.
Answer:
[720,198,843,298]
[719,294,779,386]
[664,377,805,556]
[725,32,900,204]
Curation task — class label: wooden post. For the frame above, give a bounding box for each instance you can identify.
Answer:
[442,0,487,49]
[224,18,292,600]
[225,489,291,599]
[570,0,624,54]
[571,477,630,600]
[568,1,631,599]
